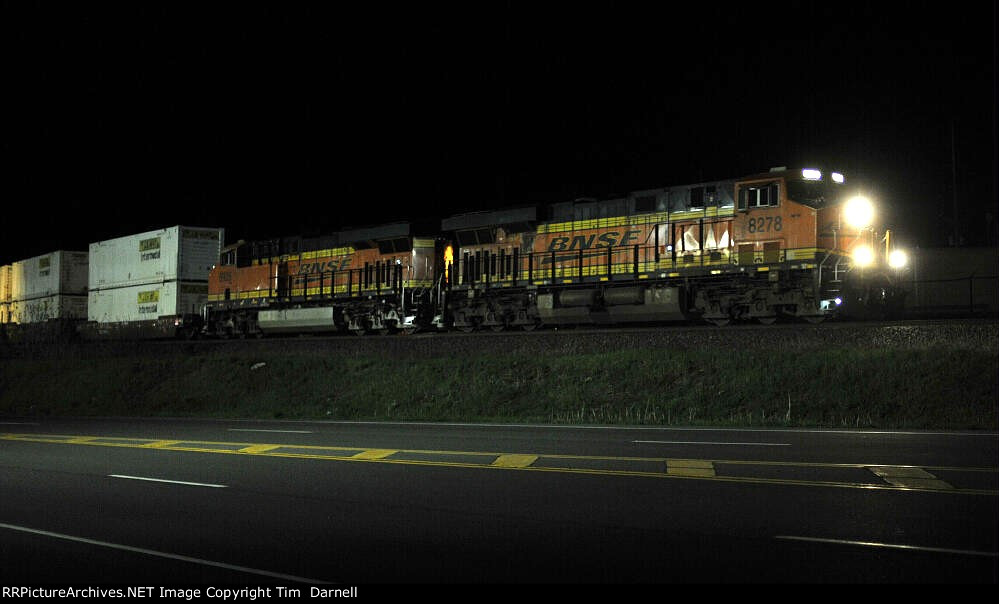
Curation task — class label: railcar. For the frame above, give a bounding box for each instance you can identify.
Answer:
[203,223,448,337]
[440,167,908,329]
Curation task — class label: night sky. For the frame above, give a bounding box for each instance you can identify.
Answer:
[4,2,996,265]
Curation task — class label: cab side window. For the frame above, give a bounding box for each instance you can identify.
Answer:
[738,182,780,210]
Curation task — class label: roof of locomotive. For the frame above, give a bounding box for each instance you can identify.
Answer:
[441,206,537,232]
[441,176,750,234]
[741,166,849,184]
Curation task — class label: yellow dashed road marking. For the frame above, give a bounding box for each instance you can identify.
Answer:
[667,459,716,477]
[351,449,397,460]
[238,444,282,454]
[65,437,97,444]
[868,466,955,490]
[142,440,183,448]
[492,454,539,468]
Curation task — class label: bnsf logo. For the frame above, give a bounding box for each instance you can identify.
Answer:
[298,260,351,275]
[547,230,642,252]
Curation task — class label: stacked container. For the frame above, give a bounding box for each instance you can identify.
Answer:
[87,226,223,329]
[3,251,89,324]
[0,264,11,323]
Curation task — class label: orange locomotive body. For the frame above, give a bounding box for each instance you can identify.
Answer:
[204,224,446,336]
[441,167,902,329]
[201,166,902,336]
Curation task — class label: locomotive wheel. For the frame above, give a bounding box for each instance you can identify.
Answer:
[707,319,730,327]
[457,325,475,333]
[521,321,540,331]
[803,316,825,325]
[756,316,777,325]
[489,324,505,332]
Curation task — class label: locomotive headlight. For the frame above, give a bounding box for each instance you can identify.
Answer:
[844,196,875,229]
[852,245,875,268]
[802,168,822,180]
[888,249,909,269]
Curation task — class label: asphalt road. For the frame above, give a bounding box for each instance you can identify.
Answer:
[1,417,996,585]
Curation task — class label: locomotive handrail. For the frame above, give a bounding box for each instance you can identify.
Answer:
[444,243,862,289]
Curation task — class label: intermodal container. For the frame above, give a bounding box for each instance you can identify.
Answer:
[0,264,11,303]
[9,251,89,301]
[88,226,223,290]
[0,265,11,322]
[87,281,210,323]
[8,295,88,323]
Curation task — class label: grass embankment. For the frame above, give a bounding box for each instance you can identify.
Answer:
[1,344,995,429]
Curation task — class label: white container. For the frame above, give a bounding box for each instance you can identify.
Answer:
[8,295,88,324]
[88,281,209,323]
[9,251,88,301]
[89,226,223,290]
[0,264,10,303]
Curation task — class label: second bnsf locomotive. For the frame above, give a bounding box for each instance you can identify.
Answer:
[203,167,907,336]
[204,223,447,337]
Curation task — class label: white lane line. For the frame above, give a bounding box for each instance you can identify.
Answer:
[293,421,997,436]
[0,522,329,583]
[775,535,998,557]
[109,475,227,488]
[156,418,999,436]
[228,429,313,434]
[634,440,790,446]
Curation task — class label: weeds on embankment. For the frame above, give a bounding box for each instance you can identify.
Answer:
[1,341,995,429]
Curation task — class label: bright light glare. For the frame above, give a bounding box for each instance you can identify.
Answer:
[831,172,844,183]
[802,169,822,180]
[835,297,842,306]
[443,245,454,283]
[888,249,908,269]
[844,196,875,228]
[852,245,875,268]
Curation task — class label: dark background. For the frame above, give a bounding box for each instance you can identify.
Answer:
[3,2,995,264]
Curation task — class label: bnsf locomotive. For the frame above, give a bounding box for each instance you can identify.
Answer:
[204,223,446,337]
[202,167,908,336]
